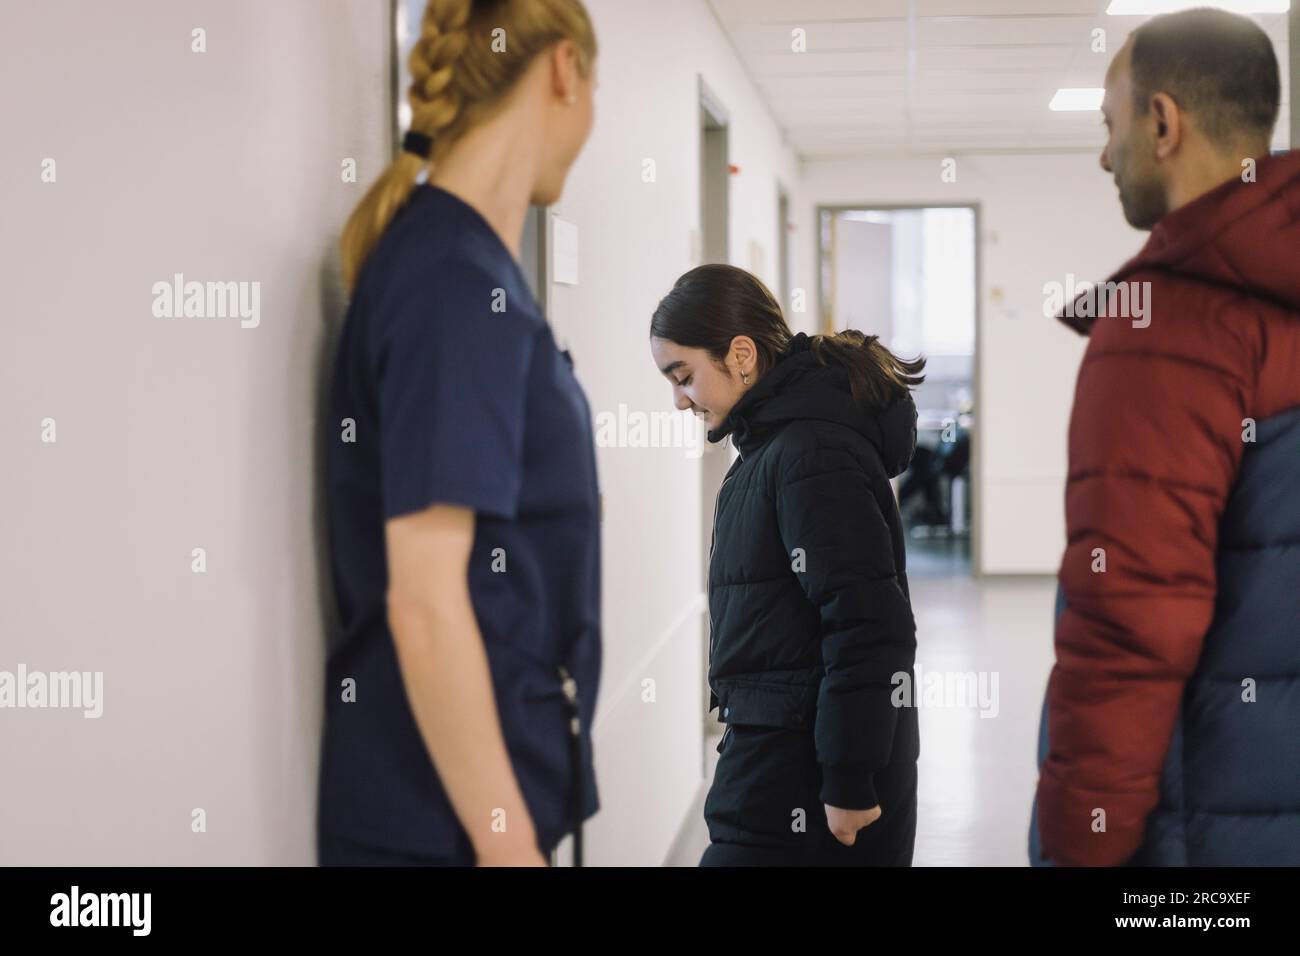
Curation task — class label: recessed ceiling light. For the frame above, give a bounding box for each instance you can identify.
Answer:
[1050,88,1104,111]
[1106,1,1288,14]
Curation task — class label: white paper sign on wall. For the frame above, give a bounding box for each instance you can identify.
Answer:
[552,216,579,285]
[748,239,766,281]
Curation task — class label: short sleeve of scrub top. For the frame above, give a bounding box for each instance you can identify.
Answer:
[376,258,539,522]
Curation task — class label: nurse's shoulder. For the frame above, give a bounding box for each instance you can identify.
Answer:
[363,247,540,371]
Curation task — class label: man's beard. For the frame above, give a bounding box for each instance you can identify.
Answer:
[1116,150,1168,231]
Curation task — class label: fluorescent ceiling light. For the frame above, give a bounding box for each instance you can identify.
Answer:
[1107,1,1288,13]
[1050,88,1104,111]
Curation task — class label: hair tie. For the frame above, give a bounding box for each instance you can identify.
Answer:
[782,331,811,357]
[402,130,432,158]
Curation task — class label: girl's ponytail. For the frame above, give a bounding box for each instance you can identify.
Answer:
[808,328,925,410]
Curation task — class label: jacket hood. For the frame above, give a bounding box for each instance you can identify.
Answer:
[708,331,919,478]
[1058,149,1300,334]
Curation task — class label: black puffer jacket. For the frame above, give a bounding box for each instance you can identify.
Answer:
[706,331,920,811]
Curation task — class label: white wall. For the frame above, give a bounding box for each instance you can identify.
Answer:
[0,0,389,863]
[799,154,1146,574]
[548,0,804,865]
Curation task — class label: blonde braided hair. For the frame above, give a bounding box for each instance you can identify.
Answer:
[406,0,473,151]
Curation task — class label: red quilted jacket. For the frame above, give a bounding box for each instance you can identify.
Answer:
[1038,149,1300,866]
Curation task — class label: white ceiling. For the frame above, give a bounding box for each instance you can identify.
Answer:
[706,0,1292,159]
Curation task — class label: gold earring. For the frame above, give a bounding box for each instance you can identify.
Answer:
[741,371,749,384]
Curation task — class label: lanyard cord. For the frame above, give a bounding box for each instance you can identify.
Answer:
[558,665,583,867]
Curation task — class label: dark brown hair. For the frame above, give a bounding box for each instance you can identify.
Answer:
[1130,7,1279,149]
[649,263,925,412]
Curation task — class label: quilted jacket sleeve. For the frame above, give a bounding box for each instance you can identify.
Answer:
[1038,285,1257,865]
[775,444,916,810]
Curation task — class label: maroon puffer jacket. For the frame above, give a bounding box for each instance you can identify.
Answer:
[1037,149,1300,866]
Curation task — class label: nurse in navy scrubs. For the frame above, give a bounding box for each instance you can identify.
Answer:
[318,0,601,867]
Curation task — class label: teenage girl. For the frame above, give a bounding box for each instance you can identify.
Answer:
[651,264,924,866]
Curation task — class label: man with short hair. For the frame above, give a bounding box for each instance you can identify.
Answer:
[1031,7,1300,866]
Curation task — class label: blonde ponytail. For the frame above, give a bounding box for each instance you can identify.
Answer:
[338,0,597,296]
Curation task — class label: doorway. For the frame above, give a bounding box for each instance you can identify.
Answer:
[817,205,979,577]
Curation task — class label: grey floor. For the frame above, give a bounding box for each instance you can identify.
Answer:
[663,544,1057,866]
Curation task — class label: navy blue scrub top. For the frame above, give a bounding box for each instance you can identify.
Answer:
[318,183,602,858]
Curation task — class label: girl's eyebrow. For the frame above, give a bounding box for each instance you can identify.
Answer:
[659,360,686,376]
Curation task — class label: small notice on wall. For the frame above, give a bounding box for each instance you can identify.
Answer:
[748,239,766,279]
[553,216,579,285]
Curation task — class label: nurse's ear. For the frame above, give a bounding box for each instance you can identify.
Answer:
[548,37,584,104]
[726,335,758,382]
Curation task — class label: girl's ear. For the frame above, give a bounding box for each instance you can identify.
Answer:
[728,335,757,374]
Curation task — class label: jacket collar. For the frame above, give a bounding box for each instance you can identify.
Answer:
[707,333,812,458]
[1057,149,1300,334]
[708,332,918,477]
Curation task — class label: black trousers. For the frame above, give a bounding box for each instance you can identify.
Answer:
[700,724,917,867]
